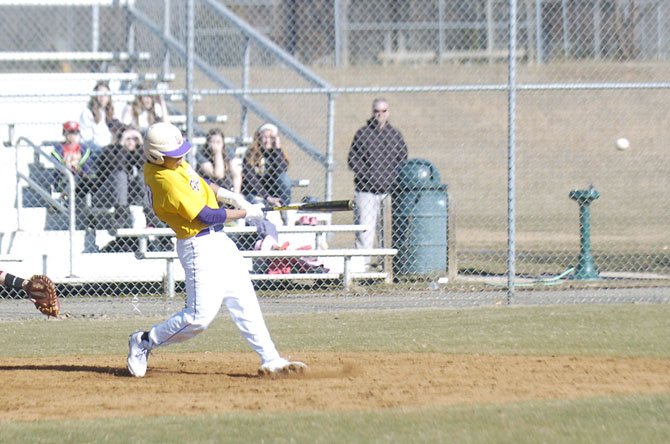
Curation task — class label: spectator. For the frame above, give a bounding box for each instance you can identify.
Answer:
[94,124,146,229]
[347,98,408,267]
[241,123,292,224]
[120,82,169,135]
[79,80,115,155]
[51,120,93,196]
[196,128,283,249]
[196,128,242,194]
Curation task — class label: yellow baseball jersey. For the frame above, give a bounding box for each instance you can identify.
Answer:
[144,160,219,239]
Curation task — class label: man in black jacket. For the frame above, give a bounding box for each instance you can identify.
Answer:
[347,98,408,268]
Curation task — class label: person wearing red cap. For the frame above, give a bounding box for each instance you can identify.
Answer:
[51,121,95,196]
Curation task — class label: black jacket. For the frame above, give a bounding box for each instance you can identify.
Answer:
[347,118,408,193]
[242,148,289,200]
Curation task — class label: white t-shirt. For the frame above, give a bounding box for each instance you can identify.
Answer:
[79,108,112,149]
[121,103,164,132]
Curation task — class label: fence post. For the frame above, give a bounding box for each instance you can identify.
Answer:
[447,195,457,282]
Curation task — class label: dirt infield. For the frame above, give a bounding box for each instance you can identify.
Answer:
[1,352,669,421]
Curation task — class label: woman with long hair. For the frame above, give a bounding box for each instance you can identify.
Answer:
[121,82,168,133]
[196,128,242,194]
[241,123,292,220]
[79,80,115,153]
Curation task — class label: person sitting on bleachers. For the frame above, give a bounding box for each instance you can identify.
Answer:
[241,123,292,225]
[93,124,146,229]
[79,80,115,156]
[120,81,169,136]
[196,128,242,194]
[196,127,283,251]
[50,120,95,197]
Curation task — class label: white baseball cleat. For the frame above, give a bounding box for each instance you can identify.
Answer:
[127,331,150,378]
[258,358,307,376]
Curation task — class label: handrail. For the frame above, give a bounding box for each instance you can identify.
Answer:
[15,137,76,277]
[127,2,331,168]
[200,0,330,89]
[0,51,151,62]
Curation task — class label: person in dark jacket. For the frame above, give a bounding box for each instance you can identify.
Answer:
[94,124,146,228]
[241,123,292,224]
[347,98,408,266]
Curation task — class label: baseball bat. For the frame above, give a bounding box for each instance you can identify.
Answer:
[263,199,356,212]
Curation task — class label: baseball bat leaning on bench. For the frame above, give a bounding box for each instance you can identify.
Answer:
[263,199,356,212]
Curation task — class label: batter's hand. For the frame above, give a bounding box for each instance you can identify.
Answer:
[243,203,265,220]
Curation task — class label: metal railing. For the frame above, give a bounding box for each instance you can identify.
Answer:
[14,137,76,277]
[127,0,337,199]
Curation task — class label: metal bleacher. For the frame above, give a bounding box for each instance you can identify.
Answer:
[0,68,155,279]
[0,72,143,148]
[2,0,331,286]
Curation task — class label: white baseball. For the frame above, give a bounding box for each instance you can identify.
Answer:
[615,137,630,151]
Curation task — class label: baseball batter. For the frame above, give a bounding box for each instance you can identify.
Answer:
[127,122,306,378]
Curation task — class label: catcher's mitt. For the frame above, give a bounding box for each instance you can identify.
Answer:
[25,275,60,318]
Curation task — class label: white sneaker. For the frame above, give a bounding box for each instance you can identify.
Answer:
[258,358,307,376]
[127,331,150,377]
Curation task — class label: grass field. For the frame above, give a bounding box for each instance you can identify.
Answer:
[1,304,668,443]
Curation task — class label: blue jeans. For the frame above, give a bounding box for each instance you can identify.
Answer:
[275,172,292,206]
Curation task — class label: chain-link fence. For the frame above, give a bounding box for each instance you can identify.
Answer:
[0,0,668,317]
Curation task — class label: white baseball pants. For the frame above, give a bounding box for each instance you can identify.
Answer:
[146,229,282,365]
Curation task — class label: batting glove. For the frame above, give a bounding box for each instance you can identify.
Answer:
[242,202,265,220]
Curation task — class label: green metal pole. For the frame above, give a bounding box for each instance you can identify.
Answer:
[569,187,600,280]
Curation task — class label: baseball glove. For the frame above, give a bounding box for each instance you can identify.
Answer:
[25,275,60,318]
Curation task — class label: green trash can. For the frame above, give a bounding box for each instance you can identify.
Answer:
[391,159,448,276]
